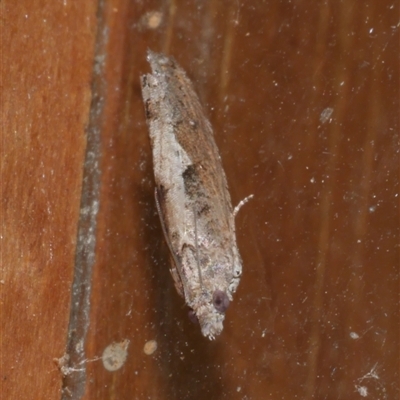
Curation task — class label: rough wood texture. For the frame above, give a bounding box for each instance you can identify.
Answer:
[2,0,398,399]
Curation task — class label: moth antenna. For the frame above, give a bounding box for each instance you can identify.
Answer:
[193,206,203,289]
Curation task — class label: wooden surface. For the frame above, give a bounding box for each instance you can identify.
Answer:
[2,1,398,399]
[2,1,97,399]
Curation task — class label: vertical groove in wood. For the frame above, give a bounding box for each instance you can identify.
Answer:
[61,1,105,398]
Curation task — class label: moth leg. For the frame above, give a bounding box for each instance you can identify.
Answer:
[154,187,187,298]
[233,194,254,217]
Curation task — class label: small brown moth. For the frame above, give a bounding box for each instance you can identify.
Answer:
[141,50,251,340]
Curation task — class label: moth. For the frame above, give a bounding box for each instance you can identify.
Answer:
[141,50,251,340]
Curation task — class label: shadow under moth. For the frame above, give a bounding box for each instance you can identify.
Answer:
[141,50,251,340]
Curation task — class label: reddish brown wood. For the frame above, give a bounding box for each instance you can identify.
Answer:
[1,1,97,399]
[2,0,398,399]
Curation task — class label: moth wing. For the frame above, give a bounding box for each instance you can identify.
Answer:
[154,187,186,298]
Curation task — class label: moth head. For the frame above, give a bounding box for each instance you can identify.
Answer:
[191,289,230,340]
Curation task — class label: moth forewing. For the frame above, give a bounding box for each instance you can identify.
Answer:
[141,50,243,340]
[154,187,186,299]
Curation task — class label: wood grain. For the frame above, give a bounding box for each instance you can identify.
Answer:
[1,1,97,399]
[2,0,398,399]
